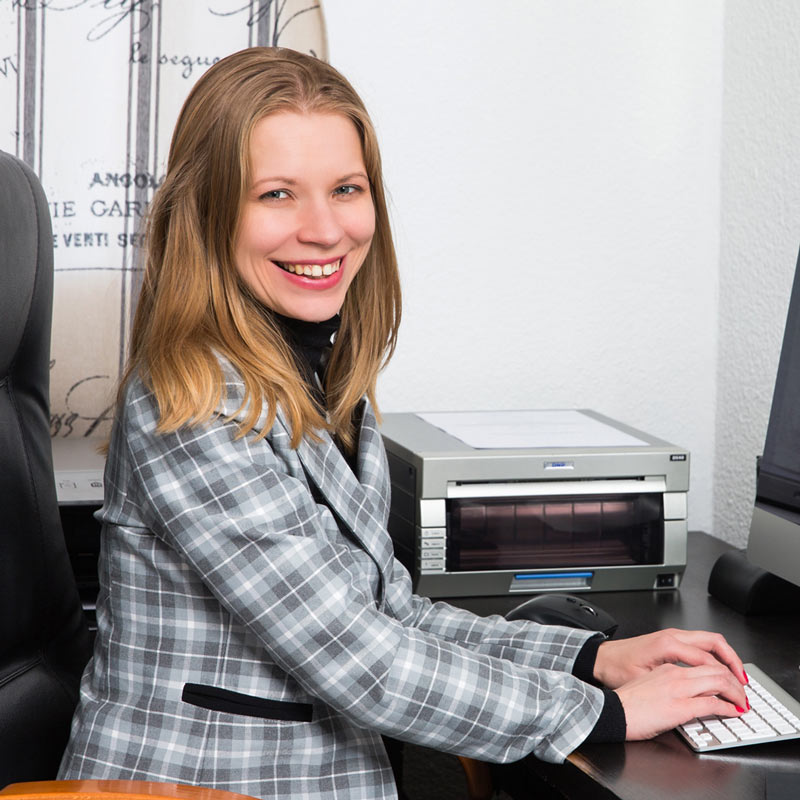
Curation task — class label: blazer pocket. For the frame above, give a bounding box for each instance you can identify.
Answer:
[182,683,313,722]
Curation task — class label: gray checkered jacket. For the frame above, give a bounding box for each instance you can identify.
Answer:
[59,364,605,799]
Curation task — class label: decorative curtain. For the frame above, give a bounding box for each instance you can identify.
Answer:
[1,0,327,439]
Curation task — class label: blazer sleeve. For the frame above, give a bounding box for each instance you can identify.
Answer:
[383,558,601,674]
[119,383,606,764]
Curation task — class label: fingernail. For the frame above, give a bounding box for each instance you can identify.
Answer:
[735,705,745,713]
[743,669,749,683]
[747,699,751,710]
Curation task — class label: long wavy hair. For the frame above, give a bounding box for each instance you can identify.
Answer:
[126,47,401,451]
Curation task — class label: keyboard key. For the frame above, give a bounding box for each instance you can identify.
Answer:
[706,722,737,743]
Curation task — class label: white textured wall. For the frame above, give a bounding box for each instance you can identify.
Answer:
[715,1,800,545]
[325,1,724,532]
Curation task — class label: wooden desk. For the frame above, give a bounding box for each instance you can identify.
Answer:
[446,532,800,799]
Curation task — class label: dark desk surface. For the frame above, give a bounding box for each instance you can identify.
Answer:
[446,532,800,800]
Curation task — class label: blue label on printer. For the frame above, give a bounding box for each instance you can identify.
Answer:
[514,572,594,580]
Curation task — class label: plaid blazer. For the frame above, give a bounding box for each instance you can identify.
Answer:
[59,364,605,799]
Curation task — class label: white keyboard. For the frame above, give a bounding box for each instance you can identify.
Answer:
[677,663,800,752]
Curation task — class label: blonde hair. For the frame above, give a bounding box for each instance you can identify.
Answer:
[127,47,401,451]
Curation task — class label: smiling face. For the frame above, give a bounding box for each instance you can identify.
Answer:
[234,111,376,322]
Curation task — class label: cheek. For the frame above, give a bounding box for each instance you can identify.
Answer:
[236,207,290,259]
[353,207,376,249]
[234,224,270,289]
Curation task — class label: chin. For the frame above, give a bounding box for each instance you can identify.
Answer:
[279,301,342,323]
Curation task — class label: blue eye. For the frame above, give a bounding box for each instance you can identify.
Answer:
[333,184,360,196]
[260,189,289,201]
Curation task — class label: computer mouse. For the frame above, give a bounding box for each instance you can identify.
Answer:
[505,593,618,637]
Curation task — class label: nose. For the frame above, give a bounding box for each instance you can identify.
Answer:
[296,197,344,248]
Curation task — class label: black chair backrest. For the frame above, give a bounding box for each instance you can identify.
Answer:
[0,150,92,785]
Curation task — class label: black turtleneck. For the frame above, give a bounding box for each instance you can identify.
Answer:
[272,312,341,405]
[270,311,361,469]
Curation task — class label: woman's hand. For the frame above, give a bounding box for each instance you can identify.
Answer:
[593,628,748,689]
[615,662,749,740]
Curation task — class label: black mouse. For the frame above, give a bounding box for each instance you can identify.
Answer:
[505,593,618,637]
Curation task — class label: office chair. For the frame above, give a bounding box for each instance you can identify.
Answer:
[0,150,94,786]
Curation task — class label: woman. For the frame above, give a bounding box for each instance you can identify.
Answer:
[59,47,748,799]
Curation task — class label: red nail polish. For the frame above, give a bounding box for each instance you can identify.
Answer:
[747,699,751,710]
[743,669,749,683]
[735,705,745,713]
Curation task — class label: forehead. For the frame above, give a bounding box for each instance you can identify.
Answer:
[247,111,365,177]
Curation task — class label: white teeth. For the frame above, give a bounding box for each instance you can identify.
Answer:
[278,258,341,277]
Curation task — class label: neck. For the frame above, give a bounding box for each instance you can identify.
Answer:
[271,311,341,384]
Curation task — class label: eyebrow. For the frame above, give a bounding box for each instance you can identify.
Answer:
[337,172,370,183]
[252,176,298,188]
[252,171,369,189]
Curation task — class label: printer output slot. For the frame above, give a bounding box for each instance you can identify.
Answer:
[446,478,665,499]
[445,491,664,572]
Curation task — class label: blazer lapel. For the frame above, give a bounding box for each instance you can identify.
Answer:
[219,363,394,599]
[289,403,394,604]
[355,400,391,526]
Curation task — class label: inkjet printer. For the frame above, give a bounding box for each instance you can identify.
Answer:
[380,409,689,597]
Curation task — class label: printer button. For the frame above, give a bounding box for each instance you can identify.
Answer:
[421,538,445,548]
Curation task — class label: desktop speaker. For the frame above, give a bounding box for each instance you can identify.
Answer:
[708,549,800,615]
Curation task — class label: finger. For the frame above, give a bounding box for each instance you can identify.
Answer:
[680,666,749,708]
[668,630,747,684]
[647,637,734,678]
[684,694,745,721]
[661,639,723,670]
[696,684,750,708]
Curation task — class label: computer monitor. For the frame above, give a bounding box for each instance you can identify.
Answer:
[746,245,800,588]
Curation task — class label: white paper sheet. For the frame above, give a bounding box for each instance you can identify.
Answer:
[416,410,648,449]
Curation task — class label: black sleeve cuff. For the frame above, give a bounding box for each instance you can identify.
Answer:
[572,634,605,686]
[583,689,627,743]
